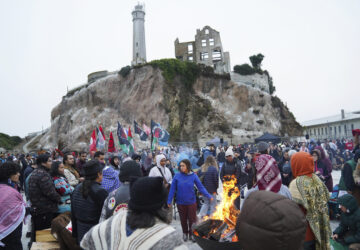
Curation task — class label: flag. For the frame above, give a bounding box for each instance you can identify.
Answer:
[96,127,106,150]
[99,125,106,140]
[134,120,148,141]
[159,128,170,146]
[108,132,116,152]
[151,137,158,151]
[128,127,135,153]
[143,123,151,136]
[117,122,129,154]
[89,129,97,152]
[151,120,162,138]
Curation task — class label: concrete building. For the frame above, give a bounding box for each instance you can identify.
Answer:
[302,110,360,140]
[132,4,146,66]
[174,26,231,74]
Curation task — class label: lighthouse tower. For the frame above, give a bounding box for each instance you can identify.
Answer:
[131,4,146,66]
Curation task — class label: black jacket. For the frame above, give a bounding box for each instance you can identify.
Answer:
[220,159,247,186]
[71,182,108,243]
[28,166,61,215]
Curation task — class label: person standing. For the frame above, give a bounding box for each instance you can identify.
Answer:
[76,152,87,176]
[167,159,212,242]
[50,161,74,214]
[71,160,108,244]
[197,156,219,218]
[63,153,82,187]
[289,152,331,250]
[149,154,172,190]
[28,154,61,233]
[0,162,26,250]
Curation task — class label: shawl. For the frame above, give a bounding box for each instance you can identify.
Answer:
[0,184,26,241]
[64,165,80,179]
[255,154,282,193]
[80,210,187,250]
[289,175,331,250]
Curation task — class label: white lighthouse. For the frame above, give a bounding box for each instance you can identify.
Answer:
[131,4,146,66]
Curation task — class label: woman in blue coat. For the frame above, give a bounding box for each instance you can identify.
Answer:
[167,159,212,242]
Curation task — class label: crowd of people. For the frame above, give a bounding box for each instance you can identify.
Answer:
[0,134,359,250]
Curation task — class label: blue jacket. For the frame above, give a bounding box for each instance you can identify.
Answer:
[197,166,219,194]
[167,172,212,205]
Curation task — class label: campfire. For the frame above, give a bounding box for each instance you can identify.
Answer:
[193,175,243,249]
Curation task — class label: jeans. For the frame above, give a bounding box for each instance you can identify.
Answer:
[198,193,217,218]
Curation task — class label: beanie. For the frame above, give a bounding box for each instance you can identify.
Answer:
[128,177,167,212]
[225,148,234,157]
[119,160,142,183]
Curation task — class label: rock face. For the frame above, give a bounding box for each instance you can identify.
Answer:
[37,64,302,151]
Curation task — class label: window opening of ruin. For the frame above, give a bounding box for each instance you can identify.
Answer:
[188,44,193,54]
[205,29,209,34]
[209,38,214,46]
[212,50,221,61]
[188,56,193,61]
[200,52,208,60]
[202,39,207,47]
[136,42,138,47]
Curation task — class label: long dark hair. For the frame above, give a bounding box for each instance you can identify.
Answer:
[180,159,192,173]
[50,161,65,178]
[126,208,170,229]
[81,160,101,199]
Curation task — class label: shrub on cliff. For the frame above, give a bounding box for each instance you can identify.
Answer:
[119,66,132,78]
[233,64,255,75]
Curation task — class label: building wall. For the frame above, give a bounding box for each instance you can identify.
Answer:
[174,26,230,73]
[304,119,360,140]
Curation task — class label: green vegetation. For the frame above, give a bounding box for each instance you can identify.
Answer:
[233,64,255,75]
[249,53,264,71]
[149,59,200,91]
[233,53,276,95]
[0,133,22,150]
[119,66,132,78]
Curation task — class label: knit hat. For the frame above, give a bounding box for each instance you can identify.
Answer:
[225,148,234,157]
[257,142,269,153]
[119,160,142,183]
[128,177,167,212]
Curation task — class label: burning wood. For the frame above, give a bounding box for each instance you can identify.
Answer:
[193,175,240,243]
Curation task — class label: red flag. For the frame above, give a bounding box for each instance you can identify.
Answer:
[108,132,116,152]
[99,125,106,140]
[143,124,151,136]
[89,129,97,152]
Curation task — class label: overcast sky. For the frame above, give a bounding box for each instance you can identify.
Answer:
[0,0,359,137]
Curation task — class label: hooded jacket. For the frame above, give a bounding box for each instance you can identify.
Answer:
[333,194,360,244]
[236,191,306,250]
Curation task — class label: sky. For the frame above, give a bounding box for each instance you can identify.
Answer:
[0,0,359,137]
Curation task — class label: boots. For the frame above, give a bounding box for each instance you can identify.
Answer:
[183,233,188,242]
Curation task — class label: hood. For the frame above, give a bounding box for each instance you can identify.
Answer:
[291,152,314,178]
[236,191,306,250]
[338,194,359,214]
[156,154,166,168]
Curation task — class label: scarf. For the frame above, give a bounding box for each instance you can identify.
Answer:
[289,175,331,250]
[255,154,282,193]
[0,184,26,242]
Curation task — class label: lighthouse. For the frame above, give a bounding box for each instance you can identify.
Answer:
[131,4,146,66]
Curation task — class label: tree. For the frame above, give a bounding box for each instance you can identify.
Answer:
[264,70,276,95]
[249,54,264,71]
[233,64,255,75]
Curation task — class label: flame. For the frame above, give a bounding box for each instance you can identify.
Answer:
[210,175,240,227]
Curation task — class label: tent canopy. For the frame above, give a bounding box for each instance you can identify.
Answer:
[254,132,281,144]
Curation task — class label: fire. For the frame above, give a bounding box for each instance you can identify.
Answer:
[209,175,240,235]
[193,175,241,243]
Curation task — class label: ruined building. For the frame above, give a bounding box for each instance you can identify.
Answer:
[132,4,146,66]
[174,26,231,74]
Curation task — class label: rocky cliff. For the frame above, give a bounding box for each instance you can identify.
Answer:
[36,60,302,151]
